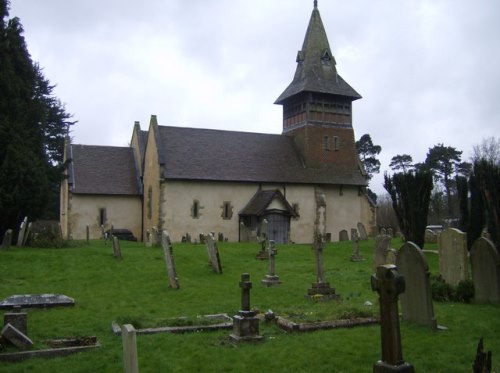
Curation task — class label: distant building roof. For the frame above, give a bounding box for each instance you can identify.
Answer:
[69,145,141,195]
[239,189,298,217]
[157,125,367,186]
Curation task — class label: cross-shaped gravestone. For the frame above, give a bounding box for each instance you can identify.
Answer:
[371,264,414,372]
[161,231,180,289]
[306,233,338,300]
[261,240,282,286]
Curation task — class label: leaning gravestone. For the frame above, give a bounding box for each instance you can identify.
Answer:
[161,231,179,289]
[1,323,33,350]
[357,222,368,240]
[439,228,469,287]
[16,217,28,247]
[470,237,500,303]
[204,233,223,274]
[1,229,13,249]
[339,229,349,241]
[373,234,391,272]
[4,308,27,335]
[396,242,437,329]
[22,222,32,246]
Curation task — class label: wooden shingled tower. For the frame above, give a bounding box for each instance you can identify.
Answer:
[275,1,363,171]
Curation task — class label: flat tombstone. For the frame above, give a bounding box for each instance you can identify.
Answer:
[161,231,180,289]
[1,229,13,249]
[357,222,368,240]
[0,294,75,309]
[471,237,500,303]
[373,235,391,272]
[439,228,469,287]
[396,242,437,329]
[339,229,349,241]
[121,324,139,373]
[205,233,223,274]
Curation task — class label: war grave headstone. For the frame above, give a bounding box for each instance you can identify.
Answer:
[306,234,338,300]
[229,273,263,343]
[122,324,139,373]
[0,294,75,309]
[161,231,180,289]
[204,233,223,274]
[439,228,469,287]
[350,229,364,262]
[470,237,500,303]
[16,217,28,247]
[371,264,415,373]
[339,229,349,241]
[261,240,282,286]
[256,219,269,260]
[1,229,13,249]
[396,242,438,329]
[112,236,122,259]
[373,233,391,272]
[357,222,368,240]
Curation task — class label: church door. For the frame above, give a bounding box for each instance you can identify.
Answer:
[265,213,290,244]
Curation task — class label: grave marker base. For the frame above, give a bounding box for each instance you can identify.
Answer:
[373,361,415,372]
[306,282,339,300]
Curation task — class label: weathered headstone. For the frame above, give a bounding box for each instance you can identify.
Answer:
[261,241,282,286]
[240,222,248,242]
[307,233,338,300]
[112,236,122,259]
[339,229,349,241]
[350,228,358,241]
[121,324,139,373]
[4,310,28,335]
[424,229,438,244]
[371,264,414,372]
[396,242,437,329]
[199,233,205,244]
[185,233,191,243]
[205,233,223,274]
[470,237,500,303]
[22,222,32,246]
[373,234,391,272]
[161,231,180,289]
[145,229,152,247]
[16,217,28,247]
[357,222,368,240]
[1,323,33,350]
[218,232,224,242]
[1,229,13,249]
[439,228,469,287]
[151,227,160,246]
[350,230,364,262]
[386,249,398,265]
[229,273,263,343]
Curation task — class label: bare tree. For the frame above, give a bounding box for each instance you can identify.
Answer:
[472,136,500,164]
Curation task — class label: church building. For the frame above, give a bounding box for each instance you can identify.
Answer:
[60,2,376,244]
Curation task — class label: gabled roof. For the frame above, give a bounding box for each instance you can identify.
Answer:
[157,125,367,186]
[70,145,141,195]
[239,189,298,217]
[275,3,361,104]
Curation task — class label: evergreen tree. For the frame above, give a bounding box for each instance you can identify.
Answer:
[356,134,382,180]
[389,154,413,173]
[0,0,73,238]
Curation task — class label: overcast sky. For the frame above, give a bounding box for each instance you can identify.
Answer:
[9,0,500,194]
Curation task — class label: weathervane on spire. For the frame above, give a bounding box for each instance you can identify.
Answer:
[314,0,318,8]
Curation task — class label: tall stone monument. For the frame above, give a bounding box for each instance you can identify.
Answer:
[371,264,415,372]
[307,233,338,300]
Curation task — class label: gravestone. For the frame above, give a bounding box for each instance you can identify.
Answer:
[229,273,263,343]
[185,233,191,243]
[386,249,398,265]
[199,233,205,244]
[350,228,358,241]
[22,222,32,246]
[161,231,180,289]
[218,232,224,242]
[1,229,13,249]
[112,236,122,259]
[151,227,160,246]
[122,324,139,373]
[350,230,364,262]
[145,229,152,247]
[439,228,469,287]
[261,241,282,286]
[0,294,75,309]
[240,222,248,242]
[339,229,349,241]
[371,264,415,372]
[256,219,269,260]
[470,237,500,303]
[4,310,27,335]
[373,234,391,272]
[396,242,437,329]
[1,323,33,350]
[307,233,338,300]
[424,229,438,244]
[16,217,28,247]
[205,233,223,274]
[357,222,368,240]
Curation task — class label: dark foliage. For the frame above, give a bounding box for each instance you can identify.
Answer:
[356,134,381,181]
[456,176,469,232]
[431,276,474,303]
[383,170,433,248]
[389,154,413,173]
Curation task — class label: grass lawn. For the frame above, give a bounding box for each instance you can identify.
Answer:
[0,238,498,372]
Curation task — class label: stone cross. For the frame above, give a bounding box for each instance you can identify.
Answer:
[121,324,139,373]
[371,264,414,372]
[240,273,252,313]
[261,240,282,286]
[314,232,326,283]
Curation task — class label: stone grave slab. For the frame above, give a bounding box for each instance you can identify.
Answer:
[471,237,500,303]
[0,294,75,309]
[1,323,33,350]
[439,228,469,287]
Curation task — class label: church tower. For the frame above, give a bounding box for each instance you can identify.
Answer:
[275,1,362,171]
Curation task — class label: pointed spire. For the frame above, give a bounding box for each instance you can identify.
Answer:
[314,0,318,9]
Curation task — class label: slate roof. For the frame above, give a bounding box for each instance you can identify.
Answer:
[239,189,298,217]
[70,145,141,195]
[157,126,367,186]
[275,4,361,104]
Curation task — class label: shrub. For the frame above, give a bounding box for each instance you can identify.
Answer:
[455,279,475,303]
[431,275,454,302]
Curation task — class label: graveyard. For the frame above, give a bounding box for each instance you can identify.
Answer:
[0,237,499,372]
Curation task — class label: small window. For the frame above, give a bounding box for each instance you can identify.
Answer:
[99,208,107,226]
[323,136,330,151]
[333,136,340,151]
[191,200,200,219]
[221,201,233,220]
